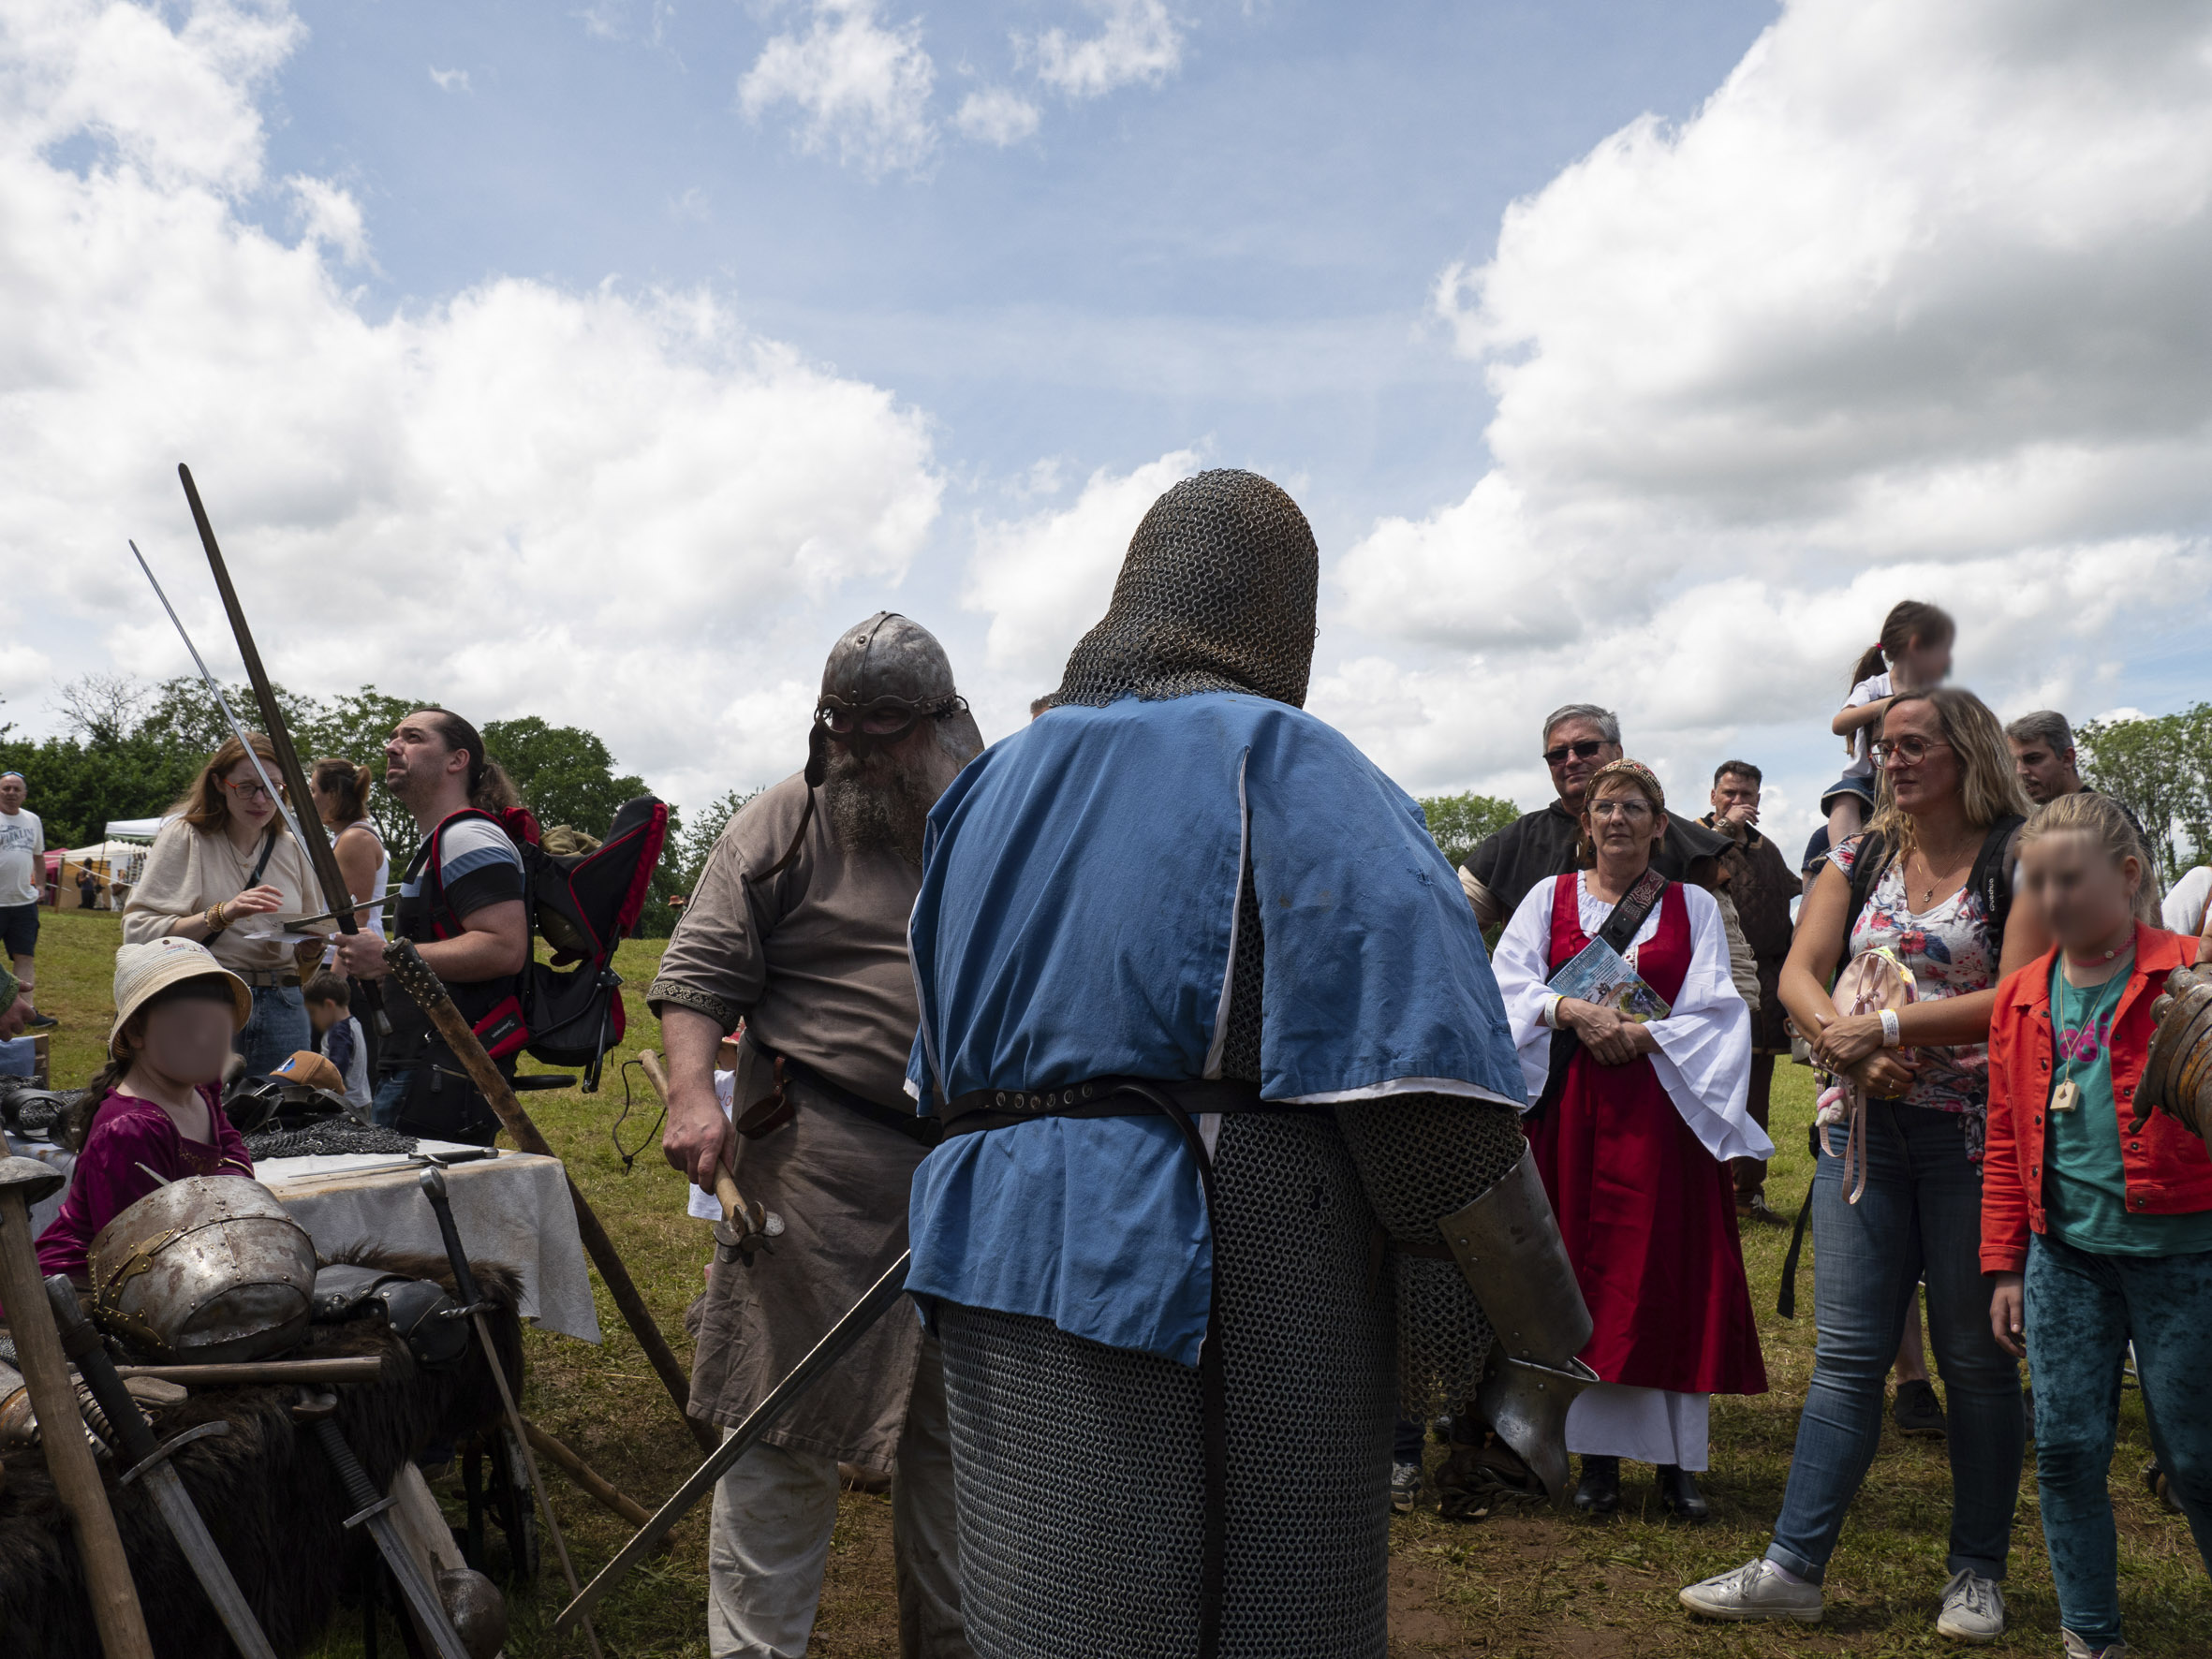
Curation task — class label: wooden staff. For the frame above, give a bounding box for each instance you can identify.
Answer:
[381,939,717,1455]
[638,1050,778,1252]
[523,1419,658,1533]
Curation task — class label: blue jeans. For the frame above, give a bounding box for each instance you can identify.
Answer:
[234,983,309,1079]
[1765,1103,2025,1584]
[371,1068,413,1129]
[2025,1231,2212,1645]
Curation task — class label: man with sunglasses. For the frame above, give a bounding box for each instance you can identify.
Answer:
[1459,705,1729,930]
[650,612,983,1659]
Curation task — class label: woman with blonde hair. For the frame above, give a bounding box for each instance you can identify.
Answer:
[124,733,332,1077]
[1685,687,2049,1641]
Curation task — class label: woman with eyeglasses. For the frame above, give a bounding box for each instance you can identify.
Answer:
[123,732,332,1078]
[1683,686,2046,1641]
[1492,758,1770,1522]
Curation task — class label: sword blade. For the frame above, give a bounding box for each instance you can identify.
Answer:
[361,1505,473,1659]
[553,1251,911,1636]
[143,1462,279,1659]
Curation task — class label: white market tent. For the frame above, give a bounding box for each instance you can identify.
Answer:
[103,817,167,842]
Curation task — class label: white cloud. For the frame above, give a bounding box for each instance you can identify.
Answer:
[427,65,469,93]
[2,0,943,813]
[953,85,1040,147]
[739,0,936,177]
[286,173,369,265]
[961,448,1202,696]
[1028,0,1182,100]
[1329,0,2212,808]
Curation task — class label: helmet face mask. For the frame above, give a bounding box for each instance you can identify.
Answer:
[813,693,968,761]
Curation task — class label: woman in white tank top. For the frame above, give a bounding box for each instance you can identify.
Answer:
[311,758,390,942]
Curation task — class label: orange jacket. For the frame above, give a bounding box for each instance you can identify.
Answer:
[1981,923,2212,1274]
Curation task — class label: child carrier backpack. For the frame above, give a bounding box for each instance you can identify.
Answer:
[421,795,668,1093]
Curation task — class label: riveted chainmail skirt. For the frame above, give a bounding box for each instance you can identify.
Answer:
[936,1109,1394,1659]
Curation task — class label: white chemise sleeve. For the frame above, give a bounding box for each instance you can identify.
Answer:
[1644,885,1772,1163]
[1490,875,1564,1108]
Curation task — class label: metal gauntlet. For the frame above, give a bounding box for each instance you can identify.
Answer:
[1436,1144,1597,1506]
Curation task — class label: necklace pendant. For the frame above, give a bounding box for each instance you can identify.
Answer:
[2051,1079,2081,1114]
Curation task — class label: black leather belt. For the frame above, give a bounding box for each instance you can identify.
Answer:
[942,1074,1263,1138]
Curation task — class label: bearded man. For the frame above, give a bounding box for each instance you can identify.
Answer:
[651,612,982,1659]
[902,471,1592,1658]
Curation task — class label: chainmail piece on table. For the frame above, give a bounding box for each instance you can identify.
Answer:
[1044,469,1320,712]
[243,1123,419,1161]
[938,1109,1393,1659]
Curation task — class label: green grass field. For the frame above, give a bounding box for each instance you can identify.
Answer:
[26,909,2211,1656]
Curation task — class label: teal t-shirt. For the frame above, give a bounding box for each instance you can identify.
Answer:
[2044,954,2212,1255]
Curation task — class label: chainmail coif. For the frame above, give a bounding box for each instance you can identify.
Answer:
[1047,469,1320,711]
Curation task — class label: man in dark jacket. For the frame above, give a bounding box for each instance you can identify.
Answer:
[1458,703,1729,929]
[1702,761,1799,1225]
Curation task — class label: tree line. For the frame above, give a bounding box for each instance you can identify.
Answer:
[0,676,753,939]
[2079,703,2212,879]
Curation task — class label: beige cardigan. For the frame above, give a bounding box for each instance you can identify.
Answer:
[123,819,332,976]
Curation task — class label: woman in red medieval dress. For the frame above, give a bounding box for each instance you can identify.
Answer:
[1492,758,1771,1520]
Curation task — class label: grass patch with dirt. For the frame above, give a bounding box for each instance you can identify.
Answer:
[23,908,2210,1656]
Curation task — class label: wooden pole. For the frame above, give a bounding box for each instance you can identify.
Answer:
[381,940,717,1454]
[523,1419,659,1533]
[0,1180,155,1658]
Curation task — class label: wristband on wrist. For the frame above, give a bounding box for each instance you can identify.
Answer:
[1880,1008,1901,1049]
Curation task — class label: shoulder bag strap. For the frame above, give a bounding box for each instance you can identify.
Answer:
[1529,868,1670,1123]
[1838,831,1893,979]
[246,827,280,889]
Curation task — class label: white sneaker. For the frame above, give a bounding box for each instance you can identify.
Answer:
[1678,1559,1823,1624]
[2061,1633,2126,1659]
[1935,1569,2005,1643]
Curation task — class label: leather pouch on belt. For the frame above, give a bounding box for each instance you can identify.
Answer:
[730,1035,794,1139]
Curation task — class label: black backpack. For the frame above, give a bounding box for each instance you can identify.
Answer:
[421,795,669,1091]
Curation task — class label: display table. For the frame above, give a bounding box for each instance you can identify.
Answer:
[258,1143,602,1343]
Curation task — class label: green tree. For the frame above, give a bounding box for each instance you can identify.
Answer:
[2077,707,2211,879]
[481,715,648,836]
[1418,791,1522,869]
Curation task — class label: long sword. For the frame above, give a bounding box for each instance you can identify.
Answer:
[46,1278,279,1659]
[128,541,305,849]
[554,1252,911,1635]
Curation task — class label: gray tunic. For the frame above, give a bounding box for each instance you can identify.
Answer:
[648,772,926,1472]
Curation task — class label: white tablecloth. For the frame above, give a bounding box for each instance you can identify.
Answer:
[258,1144,601,1343]
[2,1133,75,1236]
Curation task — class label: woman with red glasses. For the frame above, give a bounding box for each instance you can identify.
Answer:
[124,732,332,1078]
[1683,687,2046,1642]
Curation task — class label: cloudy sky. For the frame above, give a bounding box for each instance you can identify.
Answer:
[5,0,2209,844]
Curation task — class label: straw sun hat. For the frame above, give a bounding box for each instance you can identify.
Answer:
[109,938,252,1059]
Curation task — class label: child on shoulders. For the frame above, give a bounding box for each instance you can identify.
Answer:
[1825,600,1954,847]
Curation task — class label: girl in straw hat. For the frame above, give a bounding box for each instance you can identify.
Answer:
[35,938,258,1285]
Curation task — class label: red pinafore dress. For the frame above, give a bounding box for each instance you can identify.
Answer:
[1526,875,1766,1396]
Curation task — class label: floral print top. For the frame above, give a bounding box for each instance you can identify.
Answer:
[1830,834,2002,1146]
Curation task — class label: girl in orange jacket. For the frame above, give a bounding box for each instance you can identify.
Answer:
[1983,791,2212,1659]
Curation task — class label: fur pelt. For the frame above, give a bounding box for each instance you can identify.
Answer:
[0,1246,524,1659]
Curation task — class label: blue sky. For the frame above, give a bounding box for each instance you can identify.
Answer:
[5,0,2209,842]
[257,0,1768,538]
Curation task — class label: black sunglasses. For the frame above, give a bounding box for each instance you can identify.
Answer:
[1542,739,1606,766]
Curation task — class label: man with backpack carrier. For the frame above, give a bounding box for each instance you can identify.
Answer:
[334,709,531,1143]
[652,612,984,1659]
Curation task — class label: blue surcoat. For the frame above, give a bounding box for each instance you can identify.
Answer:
[905,692,1523,1365]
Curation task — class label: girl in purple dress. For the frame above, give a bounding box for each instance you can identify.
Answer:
[37,938,256,1284]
